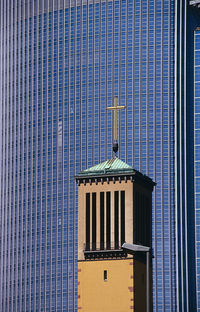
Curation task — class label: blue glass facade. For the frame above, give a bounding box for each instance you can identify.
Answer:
[175,2,200,311]
[194,28,200,311]
[0,0,199,311]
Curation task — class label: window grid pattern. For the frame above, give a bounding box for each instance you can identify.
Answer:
[194,29,200,311]
[0,0,175,311]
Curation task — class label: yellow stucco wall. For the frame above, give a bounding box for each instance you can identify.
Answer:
[78,259,134,312]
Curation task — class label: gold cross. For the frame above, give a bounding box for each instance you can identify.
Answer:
[107,96,126,144]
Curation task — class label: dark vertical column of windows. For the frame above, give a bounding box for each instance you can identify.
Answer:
[145,197,150,247]
[42,4,48,310]
[3,0,6,308]
[141,194,145,246]
[52,5,58,309]
[92,193,96,250]
[16,1,22,310]
[29,2,34,310]
[1,1,5,309]
[134,191,141,245]
[121,191,125,245]
[87,1,93,166]
[37,7,43,311]
[74,4,81,306]
[139,194,143,244]
[4,0,8,306]
[19,0,23,308]
[194,30,200,310]
[105,0,108,159]
[0,1,3,309]
[86,193,90,251]
[107,1,113,158]
[5,1,9,310]
[1,0,5,307]
[114,191,119,249]
[134,191,137,243]
[48,4,53,311]
[120,0,127,160]
[100,192,104,250]
[23,2,28,310]
[77,1,82,170]
[143,196,147,246]
[100,0,107,161]
[72,2,78,307]
[34,1,39,309]
[139,193,143,245]
[63,4,70,310]
[6,0,12,310]
[57,6,64,311]
[138,192,141,244]
[10,0,16,310]
[6,0,10,310]
[92,1,96,164]
[69,3,76,308]
[127,0,134,166]
[98,0,102,163]
[134,191,151,247]
[59,4,64,308]
[81,2,87,170]
[133,191,137,243]
[106,192,111,250]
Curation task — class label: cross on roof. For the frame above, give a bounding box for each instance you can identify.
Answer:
[107,96,126,155]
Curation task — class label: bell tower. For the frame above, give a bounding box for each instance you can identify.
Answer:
[76,158,155,311]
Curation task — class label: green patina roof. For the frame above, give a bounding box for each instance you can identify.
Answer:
[78,157,133,176]
[76,157,156,187]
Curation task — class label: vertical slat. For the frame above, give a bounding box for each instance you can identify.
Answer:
[96,192,100,250]
[100,192,104,250]
[106,191,111,250]
[104,191,107,249]
[0,0,3,309]
[118,191,121,247]
[111,190,114,249]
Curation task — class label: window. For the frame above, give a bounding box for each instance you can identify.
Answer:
[121,191,125,245]
[104,270,107,281]
[114,191,119,249]
[100,192,104,250]
[106,192,111,250]
[92,193,96,250]
[86,193,90,251]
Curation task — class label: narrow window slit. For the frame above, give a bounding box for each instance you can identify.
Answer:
[100,192,104,250]
[121,191,125,245]
[92,193,96,250]
[106,192,111,250]
[114,191,119,249]
[104,270,107,281]
[86,193,90,251]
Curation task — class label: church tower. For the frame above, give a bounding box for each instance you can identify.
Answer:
[76,158,155,311]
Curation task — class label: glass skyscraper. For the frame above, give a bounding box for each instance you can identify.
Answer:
[0,0,199,311]
[194,27,200,311]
